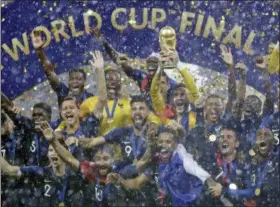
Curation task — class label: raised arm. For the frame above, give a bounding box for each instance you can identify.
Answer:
[220,45,236,113]
[89,51,107,119]
[39,121,80,171]
[0,157,21,177]
[64,136,106,149]
[255,56,275,116]
[107,173,149,190]
[31,30,60,89]
[90,28,119,62]
[90,28,135,76]
[151,66,169,124]
[135,146,153,172]
[178,67,199,104]
[234,62,248,120]
[176,144,211,183]
[1,93,20,118]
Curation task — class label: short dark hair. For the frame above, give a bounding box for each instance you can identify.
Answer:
[61,96,79,108]
[158,127,178,141]
[206,94,223,102]
[173,83,186,91]
[33,102,52,116]
[69,69,87,80]
[222,119,242,140]
[146,56,159,64]
[130,95,146,106]
[105,69,122,78]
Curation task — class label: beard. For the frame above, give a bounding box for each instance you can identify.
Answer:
[133,116,147,129]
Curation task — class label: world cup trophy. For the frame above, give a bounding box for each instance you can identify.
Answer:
[159,26,178,70]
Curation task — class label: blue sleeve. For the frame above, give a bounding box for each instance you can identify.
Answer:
[224,188,254,199]
[15,115,33,129]
[81,114,100,137]
[119,164,138,178]
[50,119,61,129]
[54,82,69,99]
[168,77,178,89]
[20,166,46,177]
[127,69,147,87]
[260,115,273,129]
[104,127,130,143]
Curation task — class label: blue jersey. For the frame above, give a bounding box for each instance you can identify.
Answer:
[260,112,280,145]
[63,114,100,161]
[1,134,26,207]
[103,127,157,205]
[219,158,253,206]
[12,115,59,166]
[54,82,93,107]
[241,117,264,147]
[80,161,126,207]
[248,147,280,206]
[155,153,203,206]
[104,127,147,167]
[186,125,221,176]
[20,165,84,207]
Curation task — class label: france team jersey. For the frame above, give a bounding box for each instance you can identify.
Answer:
[156,152,203,206]
[13,115,59,166]
[104,127,147,166]
[54,82,93,106]
[19,165,84,207]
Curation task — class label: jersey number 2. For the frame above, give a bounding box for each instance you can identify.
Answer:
[44,184,51,197]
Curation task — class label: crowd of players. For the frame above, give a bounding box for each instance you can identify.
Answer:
[1,27,279,207]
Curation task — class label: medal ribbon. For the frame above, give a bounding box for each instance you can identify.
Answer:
[130,133,143,160]
[58,176,68,205]
[105,98,118,120]
[222,160,237,184]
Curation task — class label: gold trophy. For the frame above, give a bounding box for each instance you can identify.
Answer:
[159,26,178,69]
[159,26,177,51]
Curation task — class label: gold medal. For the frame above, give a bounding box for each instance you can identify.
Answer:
[107,118,114,124]
[249,149,256,156]
[229,183,238,190]
[209,134,216,142]
[59,202,65,207]
[255,188,261,196]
